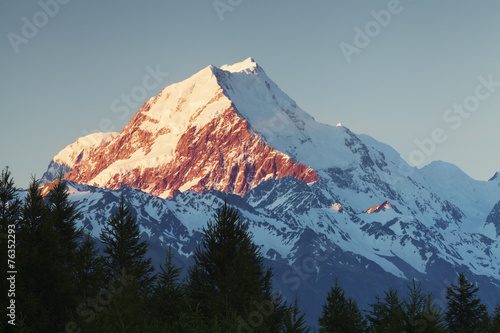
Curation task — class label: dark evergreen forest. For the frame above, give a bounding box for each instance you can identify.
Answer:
[1,167,499,332]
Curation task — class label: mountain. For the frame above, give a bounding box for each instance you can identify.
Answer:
[44,58,318,198]
[41,58,500,323]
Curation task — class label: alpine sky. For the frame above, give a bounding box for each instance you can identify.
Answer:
[1,0,499,186]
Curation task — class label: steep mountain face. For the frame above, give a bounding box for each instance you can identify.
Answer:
[41,58,500,322]
[486,201,500,237]
[44,59,317,198]
[418,161,500,229]
[41,132,119,184]
[490,172,500,182]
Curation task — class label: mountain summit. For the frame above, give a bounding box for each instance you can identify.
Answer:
[43,58,325,198]
[42,59,405,199]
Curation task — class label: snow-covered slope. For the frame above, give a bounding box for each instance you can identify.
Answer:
[419,161,500,228]
[41,132,119,184]
[486,200,500,237]
[217,58,359,170]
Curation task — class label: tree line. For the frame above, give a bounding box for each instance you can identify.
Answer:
[1,166,500,332]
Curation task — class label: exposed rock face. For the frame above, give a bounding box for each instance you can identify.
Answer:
[40,132,119,184]
[365,201,394,214]
[331,203,343,213]
[486,201,500,237]
[490,172,500,182]
[65,106,318,198]
[53,60,319,198]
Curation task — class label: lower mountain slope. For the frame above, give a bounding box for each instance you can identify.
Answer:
[50,179,500,324]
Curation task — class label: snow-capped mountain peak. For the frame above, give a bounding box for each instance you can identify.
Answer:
[40,58,500,321]
[220,57,260,74]
[43,58,399,198]
[43,59,323,198]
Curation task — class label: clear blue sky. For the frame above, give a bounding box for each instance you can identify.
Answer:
[1,0,499,187]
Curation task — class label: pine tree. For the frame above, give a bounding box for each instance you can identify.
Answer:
[73,232,106,299]
[96,195,155,331]
[445,273,489,333]
[188,200,283,331]
[17,176,69,331]
[368,288,405,333]
[100,195,155,289]
[45,178,85,326]
[18,177,48,244]
[284,297,311,333]
[15,176,89,331]
[318,279,366,333]
[0,166,21,229]
[149,247,185,328]
[491,303,500,333]
[69,232,107,333]
[17,177,51,330]
[46,177,83,266]
[403,279,445,333]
